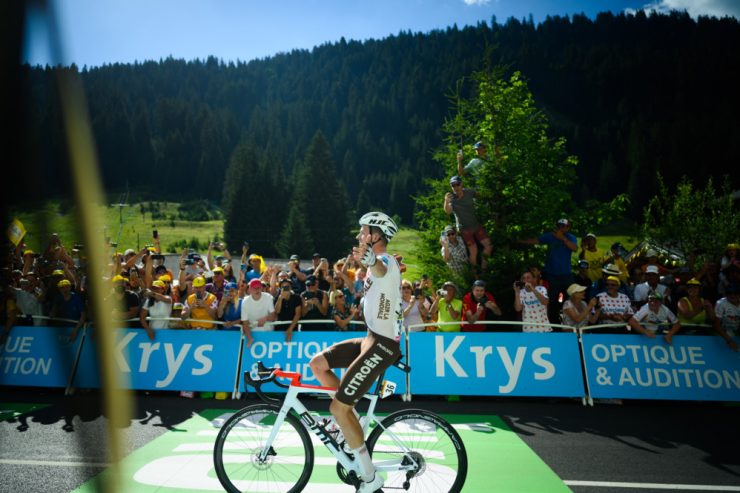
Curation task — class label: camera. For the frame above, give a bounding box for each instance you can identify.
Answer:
[73,244,84,251]
[304,291,316,300]
[515,281,525,289]
[185,259,195,266]
[413,288,422,297]
[152,228,158,239]
[421,274,428,280]
[437,289,447,297]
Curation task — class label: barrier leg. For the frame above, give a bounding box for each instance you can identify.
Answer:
[232,330,245,400]
[403,327,412,402]
[576,328,593,406]
[65,325,87,396]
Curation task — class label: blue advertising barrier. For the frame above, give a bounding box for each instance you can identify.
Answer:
[72,328,242,392]
[238,331,408,396]
[408,332,585,397]
[0,326,82,388]
[581,334,740,401]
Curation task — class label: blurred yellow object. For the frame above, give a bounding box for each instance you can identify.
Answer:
[215,392,229,400]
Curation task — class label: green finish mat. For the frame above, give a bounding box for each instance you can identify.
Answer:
[0,402,50,421]
[73,409,570,492]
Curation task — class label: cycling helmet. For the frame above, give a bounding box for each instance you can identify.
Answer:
[359,211,398,241]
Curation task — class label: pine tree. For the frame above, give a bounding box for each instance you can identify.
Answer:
[281,131,353,260]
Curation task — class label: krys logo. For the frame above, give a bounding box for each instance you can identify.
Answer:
[114,332,213,388]
[435,335,555,393]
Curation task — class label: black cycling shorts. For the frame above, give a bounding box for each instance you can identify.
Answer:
[322,331,401,406]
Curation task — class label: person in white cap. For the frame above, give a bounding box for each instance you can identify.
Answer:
[633,264,669,308]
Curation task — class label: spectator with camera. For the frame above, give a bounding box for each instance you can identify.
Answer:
[217,282,243,330]
[628,292,681,343]
[456,140,489,178]
[330,289,360,331]
[401,279,431,332]
[444,175,493,269]
[241,278,276,345]
[562,284,600,331]
[13,275,44,325]
[514,271,550,332]
[461,279,502,332]
[274,277,302,339]
[287,254,310,293]
[108,274,140,327]
[429,281,462,332]
[713,283,740,351]
[440,225,468,275]
[633,265,670,309]
[521,218,577,323]
[139,279,173,339]
[182,276,218,330]
[300,275,331,330]
[313,257,332,291]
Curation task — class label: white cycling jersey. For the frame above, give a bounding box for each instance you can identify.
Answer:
[360,252,403,341]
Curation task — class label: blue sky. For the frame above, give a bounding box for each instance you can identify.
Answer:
[23,0,740,68]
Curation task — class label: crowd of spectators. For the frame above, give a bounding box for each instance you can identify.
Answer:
[1,217,739,353]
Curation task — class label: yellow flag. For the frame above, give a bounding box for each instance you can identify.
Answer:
[7,218,26,246]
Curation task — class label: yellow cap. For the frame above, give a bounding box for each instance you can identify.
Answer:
[606,276,621,285]
[111,274,128,283]
[23,249,35,256]
[152,280,166,288]
[686,278,702,286]
[52,269,65,276]
[159,274,172,283]
[192,276,206,288]
[57,279,71,288]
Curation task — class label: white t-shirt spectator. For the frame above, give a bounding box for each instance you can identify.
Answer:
[14,288,43,325]
[519,286,550,332]
[595,292,634,323]
[633,282,668,303]
[142,298,173,330]
[241,293,275,331]
[632,303,678,332]
[715,297,740,336]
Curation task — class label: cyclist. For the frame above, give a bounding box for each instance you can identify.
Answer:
[309,211,402,493]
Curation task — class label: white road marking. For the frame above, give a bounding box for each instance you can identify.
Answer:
[0,459,109,468]
[564,480,740,491]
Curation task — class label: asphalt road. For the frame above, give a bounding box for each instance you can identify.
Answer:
[1,389,739,493]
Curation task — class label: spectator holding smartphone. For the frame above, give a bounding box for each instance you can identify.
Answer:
[182,276,218,330]
[429,281,462,332]
[274,278,301,340]
[140,280,173,339]
[401,279,431,332]
[514,271,550,332]
[300,275,330,330]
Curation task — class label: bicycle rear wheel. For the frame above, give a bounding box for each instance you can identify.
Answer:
[213,404,314,493]
[366,409,467,493]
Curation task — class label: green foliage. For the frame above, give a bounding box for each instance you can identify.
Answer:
[18,12,740,223]
[416,70,627,314]
[642,175,739,265]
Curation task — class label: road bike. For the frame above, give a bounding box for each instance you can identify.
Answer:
[213,360,467,492]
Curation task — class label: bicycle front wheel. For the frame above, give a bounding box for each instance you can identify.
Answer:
[213,404,314,493]
[366,409,467,493]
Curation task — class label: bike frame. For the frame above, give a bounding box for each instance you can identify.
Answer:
[250,367,419,476]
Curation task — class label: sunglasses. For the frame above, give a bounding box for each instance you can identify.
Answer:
[447,232,456,236]
[402,286,412,290]
[451,183,461,187]
[606,283,619,288]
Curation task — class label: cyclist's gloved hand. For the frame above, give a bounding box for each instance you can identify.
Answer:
[360,244,376,267]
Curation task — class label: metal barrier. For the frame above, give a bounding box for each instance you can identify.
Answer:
[4,319,735,405]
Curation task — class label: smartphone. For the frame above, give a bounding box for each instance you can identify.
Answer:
[152,228,159,239]
[515,281,525,288]
[413,288,422,297]
[243,241,249,249]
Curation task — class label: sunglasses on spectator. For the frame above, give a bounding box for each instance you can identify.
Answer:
[606,283,619,287]
[447,232,456,236]
[451,183,461,187]
[336,294,345,298]
[402,286,412,290]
